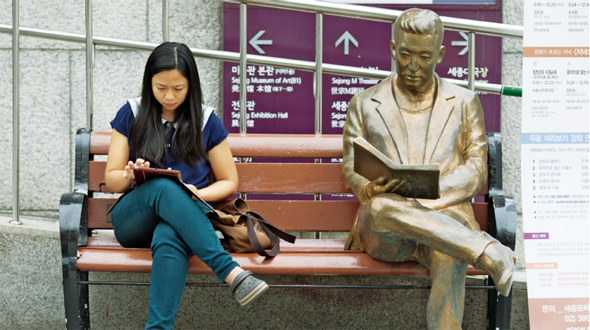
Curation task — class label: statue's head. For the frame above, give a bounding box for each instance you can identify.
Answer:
[391,8,446,92]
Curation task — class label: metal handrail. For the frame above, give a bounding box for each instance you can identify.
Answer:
[224,0,523,38]
[0,23,521,96]
[10,0,21,225]
[85,0,93,129]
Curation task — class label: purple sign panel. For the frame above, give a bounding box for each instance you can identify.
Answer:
[223,3,502,134]
[322,17,392,134]
[223,8,316,134]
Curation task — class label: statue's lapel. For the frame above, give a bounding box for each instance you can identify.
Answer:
[372,75,409,164]
[424,76,455,163]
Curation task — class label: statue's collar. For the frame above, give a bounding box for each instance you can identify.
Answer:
[370,72,456,164]
[371,72,454,105]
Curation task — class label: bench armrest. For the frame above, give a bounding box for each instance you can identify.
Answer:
[488,195,517,250]
[59,192,88,260]
[485,132,517,250]
[60,127,92,261]
[74,128,91,194]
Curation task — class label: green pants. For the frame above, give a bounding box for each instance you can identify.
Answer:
[111,177,239,330]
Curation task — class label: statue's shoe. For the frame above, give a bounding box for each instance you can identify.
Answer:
[477,243,517,297]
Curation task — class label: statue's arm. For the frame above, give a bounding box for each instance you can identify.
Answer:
[342,94,372,205]
[418,94,488,210]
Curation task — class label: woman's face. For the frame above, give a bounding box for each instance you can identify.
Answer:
[151,69,189,115]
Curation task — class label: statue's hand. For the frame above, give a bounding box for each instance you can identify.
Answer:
[364,176,407,199]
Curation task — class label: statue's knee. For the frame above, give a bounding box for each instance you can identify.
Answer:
[360,230,416,262]
[366,194,413,216]
[362,196,407,233]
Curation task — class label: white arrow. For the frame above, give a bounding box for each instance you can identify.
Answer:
[335,31,358,56]
[249,30,273,54]
[451,31,469,56]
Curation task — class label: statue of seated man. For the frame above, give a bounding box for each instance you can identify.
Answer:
[342,8,517,329]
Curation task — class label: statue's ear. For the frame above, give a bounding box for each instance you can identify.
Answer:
[390,40,396,59]
[436,45,446,65]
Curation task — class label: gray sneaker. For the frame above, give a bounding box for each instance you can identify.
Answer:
[230,270,269,306]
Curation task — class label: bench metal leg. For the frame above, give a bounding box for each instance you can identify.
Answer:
[63,264,90,329]
[487,277,512,330]
[60,191,90,329]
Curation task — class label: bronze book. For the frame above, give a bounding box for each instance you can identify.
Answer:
[353,137,440,199]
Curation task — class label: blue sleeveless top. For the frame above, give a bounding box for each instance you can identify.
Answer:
[110,97,228,189]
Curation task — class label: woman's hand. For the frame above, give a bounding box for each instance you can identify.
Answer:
[185,184,200,200]
[122,158,150,182]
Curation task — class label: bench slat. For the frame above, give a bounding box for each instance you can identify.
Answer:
[472,202,488,232]
[88,162,108,192]
[86,237,349,252]
[89,160,488,195]
[88,198,359,231]
[88,198,488,232]
[89,162,349,193]
[89,132,344,158]
[77,247,486,276]
[228,134,343,158]
[89,131,111,155]
[235,163,348,193]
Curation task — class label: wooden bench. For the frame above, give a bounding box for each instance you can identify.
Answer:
[60,129,517,329]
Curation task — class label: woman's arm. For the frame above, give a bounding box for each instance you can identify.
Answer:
[105,129,150,193]
[188,138,238,202]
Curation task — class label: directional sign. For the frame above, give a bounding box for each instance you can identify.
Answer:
[322,16,392,134]
[451,31,469,56]
[249,30,273,54]
[335,31,359,55]
[223,8,315,134]
[223,3,503,134]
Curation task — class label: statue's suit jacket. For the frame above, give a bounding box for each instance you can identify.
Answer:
[343,73,488,251]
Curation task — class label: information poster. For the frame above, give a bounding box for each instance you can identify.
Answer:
[522,1,590,329]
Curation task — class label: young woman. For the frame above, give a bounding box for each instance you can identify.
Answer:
[105,42,268,329]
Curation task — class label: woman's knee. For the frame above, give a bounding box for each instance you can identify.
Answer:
[151,222,191,257]
[142,177,183,194]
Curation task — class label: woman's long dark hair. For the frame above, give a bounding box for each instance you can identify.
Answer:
[129,42,207,167]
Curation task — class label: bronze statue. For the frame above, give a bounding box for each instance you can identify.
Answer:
[342,8,517,329]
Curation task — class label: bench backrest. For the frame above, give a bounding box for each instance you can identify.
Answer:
[80,131,491,233]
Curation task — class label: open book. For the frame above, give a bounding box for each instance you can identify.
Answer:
[353,137,440,199]
[133,167,215,212]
